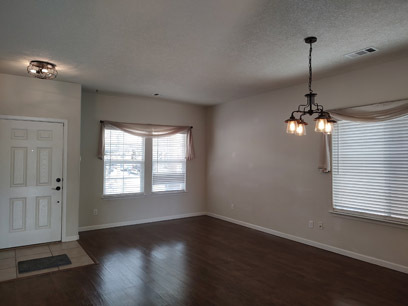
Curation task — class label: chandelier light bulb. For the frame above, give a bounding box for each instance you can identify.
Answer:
[286,118,298,134]
[289,121,297,132]
[285,115,299,134]
[295,121,307,136]
[315,118,327,132]
[324,121,334,134]
[318,120,325,130]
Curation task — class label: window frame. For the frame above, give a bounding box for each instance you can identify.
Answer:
[152,133,187,194]
[102,128,146,198]
[329,208,408,228]
[331,118,408,227]
[102,130,188,199]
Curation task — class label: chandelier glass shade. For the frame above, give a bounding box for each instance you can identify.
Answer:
[27,60,58,79]
[285,37,336,136]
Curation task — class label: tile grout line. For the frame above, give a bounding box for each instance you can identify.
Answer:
[1,242,94,280]
[48,244,59,270]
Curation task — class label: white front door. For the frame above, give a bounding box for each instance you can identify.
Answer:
[0,119,63,249]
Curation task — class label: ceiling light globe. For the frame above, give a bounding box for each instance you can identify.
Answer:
[27,60,57,79]
[286,120,298,134]
[295,121,307,136]
[315,118,327,132]
[324,121,334,134]
[285,116,299,134]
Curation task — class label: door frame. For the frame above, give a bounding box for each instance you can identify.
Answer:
[0,115,69,243]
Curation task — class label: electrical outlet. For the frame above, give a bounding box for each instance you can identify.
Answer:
[93,209,98,216]
[318,221,324,230]
[308,220,314,229]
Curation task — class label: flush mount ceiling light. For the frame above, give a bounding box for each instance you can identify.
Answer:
[27,60,58,79]
[285,37,336,136]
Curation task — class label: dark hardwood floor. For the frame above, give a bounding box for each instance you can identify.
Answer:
[0,216,407,305]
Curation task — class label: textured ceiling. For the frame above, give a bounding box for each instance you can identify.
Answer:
[0,0,408,105]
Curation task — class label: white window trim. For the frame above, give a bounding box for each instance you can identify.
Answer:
[151,133,187,194]
[102,134,188,199]
[103,129,145,196]
[329,209,408,229]
[102,192,145,200]
[151,190,188,196]
[101,190,188,200]
[330,117,408,226]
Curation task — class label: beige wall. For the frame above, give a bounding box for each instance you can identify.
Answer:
[2,57,405,269]
[206,57,408,268]
[79,92,206,229]
[0,73,81,238]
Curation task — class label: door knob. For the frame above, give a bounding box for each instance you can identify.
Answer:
[52,186,61,191]
[56,178,61,182]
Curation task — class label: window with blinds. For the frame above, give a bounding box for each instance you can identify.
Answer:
[152,133,186,193]
[103,128,145,195]
[332,115,408,224]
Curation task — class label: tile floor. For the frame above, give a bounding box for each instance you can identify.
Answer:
[0,241,94,282]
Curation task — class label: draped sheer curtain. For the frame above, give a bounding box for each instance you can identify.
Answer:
[319,99,408,172]
[98,121,195,160]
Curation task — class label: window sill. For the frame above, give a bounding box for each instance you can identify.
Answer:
[102,193,145,200]
[101,190,187,200]
[330,209,408,229]
[150,190,187,197]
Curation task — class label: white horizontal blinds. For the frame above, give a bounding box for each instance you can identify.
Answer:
[104,128,145,195]
[152,133,186,192]
[332,115,408,223]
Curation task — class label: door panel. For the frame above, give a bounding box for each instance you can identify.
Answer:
[37,147,52,186]
[10,198,26,232]
[0,119,63,249]
[10,147,27,187]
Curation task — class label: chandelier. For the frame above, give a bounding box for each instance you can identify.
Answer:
[27,60,58,79]
[285,37,336,136]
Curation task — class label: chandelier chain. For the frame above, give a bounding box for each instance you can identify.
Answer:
[309,42,313,93]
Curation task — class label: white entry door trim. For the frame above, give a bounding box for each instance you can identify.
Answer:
[0,115,69,243]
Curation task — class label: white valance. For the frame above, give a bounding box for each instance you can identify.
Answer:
[98,121,195,160]
[319,99,408,172]
[329,99,408,122]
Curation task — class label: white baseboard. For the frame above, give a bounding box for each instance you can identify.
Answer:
[78,212,206,232]
[76,211,407,274]
[206,212,408,274]
[62,235,79,242]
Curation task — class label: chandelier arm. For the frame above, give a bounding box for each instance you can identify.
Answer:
[300,102,310,110]
[291,110,303,117]
[298,104,308,112]
[315,103,324,111]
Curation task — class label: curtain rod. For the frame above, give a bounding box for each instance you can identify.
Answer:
[100,120,193,128]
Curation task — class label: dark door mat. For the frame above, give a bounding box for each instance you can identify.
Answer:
[18,254,72,273]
